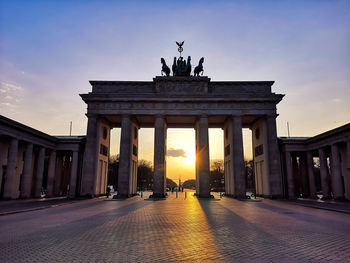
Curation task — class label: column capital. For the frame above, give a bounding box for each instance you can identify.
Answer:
[9,136,19,142]
[86,113,98,118]
[266,114,279,119]
[318,147,328,155]
[154,114,166,119]
[306,150,314,157]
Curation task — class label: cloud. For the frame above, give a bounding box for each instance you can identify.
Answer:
[0,81,23,113]
[167,148,187,158]
[332,98,342,103]
[0,81,22,93]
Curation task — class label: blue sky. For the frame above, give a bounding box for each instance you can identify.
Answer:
[1,1,350,176]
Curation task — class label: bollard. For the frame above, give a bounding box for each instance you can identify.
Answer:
[176,191,178,198]
[185,192,187,199]
[141,191,143,198]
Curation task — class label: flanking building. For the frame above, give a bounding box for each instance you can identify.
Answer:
[279,124,350,200]
[0,115,85,199]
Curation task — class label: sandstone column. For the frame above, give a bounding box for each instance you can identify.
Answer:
[266,115,282,197]
[319,148,330,199]
[232,115,246,198]
[152,115,167,198]
[117,115,133,198]
[347,140,350,170]
[34,147,45,198]
[69,151,79,198]
[20,143,33,198]
[299,153,309,197]
[307,151,317,198]
[46,150,56,197]
[346,141,350,200]
[330,144,344,199]
[3,137,19,199]
[81,115,99,196]
[285,151,295,199]
[0,141,5,196]
[223,119,234,196]
[196,116,210,198]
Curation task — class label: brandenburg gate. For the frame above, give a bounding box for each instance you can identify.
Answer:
[80,44,284,199]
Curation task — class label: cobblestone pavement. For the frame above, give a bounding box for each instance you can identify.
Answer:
[1,192,350,262]
[0,197,83,215]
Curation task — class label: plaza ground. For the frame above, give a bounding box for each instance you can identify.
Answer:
[1,192,350,262]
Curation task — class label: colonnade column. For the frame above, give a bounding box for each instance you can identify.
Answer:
[81,115,99,196]
[347,141,350,170]
[117,115,133,198]
[20,143,33,198]
[69,151,79,198]
[345,140,350,200]
[299,154,309,196]
[3,138,19,199]
[285,151,295,199]
[232,115,246,198]
[152,116,167,198]
[318,148,330,199]
[34,147,45,198]
[46,150,56,197]
[266,115,283,197]
[195,116,210,198]
[330,144,344,199]
[307,151,317,198]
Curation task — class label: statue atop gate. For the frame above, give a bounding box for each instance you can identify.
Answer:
[161,41,204,77]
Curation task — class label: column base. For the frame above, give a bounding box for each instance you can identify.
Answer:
[149,193,167,199]
[114,193,130,199]
[113,193,139,199]
[254,194,284,199]
[194,193,214,198]
[333,196,345,201]
[224,193,248,199]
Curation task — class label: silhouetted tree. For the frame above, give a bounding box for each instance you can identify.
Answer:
[166,178,177,189]
[108,154,119,190]
[182,179,196,189]
[245,160,255,192]
[210,160,224,192]
[137,160,153,190]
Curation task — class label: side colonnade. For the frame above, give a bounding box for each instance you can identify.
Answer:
[0,115,83,200]
[281,126,350,200]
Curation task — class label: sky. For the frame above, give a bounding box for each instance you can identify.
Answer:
[1,0,349,182]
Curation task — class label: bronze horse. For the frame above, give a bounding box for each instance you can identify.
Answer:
[161,58,170,76]
[194,57,204,76]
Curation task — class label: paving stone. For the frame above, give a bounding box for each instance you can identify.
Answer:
[0,192,349,262]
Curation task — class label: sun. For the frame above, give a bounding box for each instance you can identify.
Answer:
[182,148,196,165]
